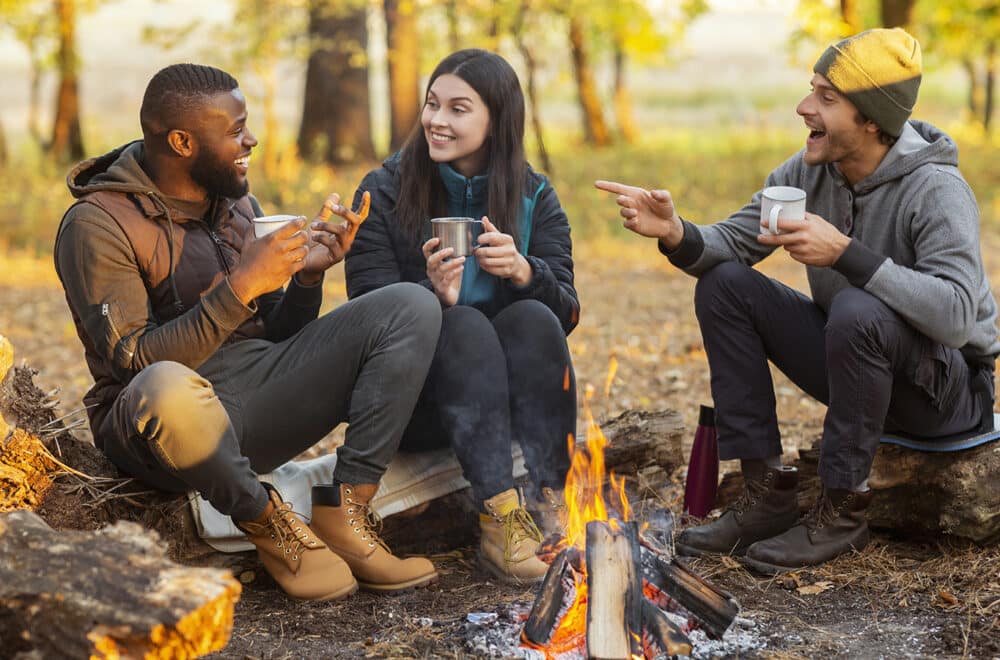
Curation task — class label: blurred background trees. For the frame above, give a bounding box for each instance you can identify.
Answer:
[2,0,1000,253]
[4,0,998,167]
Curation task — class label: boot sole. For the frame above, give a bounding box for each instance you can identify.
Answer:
[738,555,800,576]
[292,581,359,602]
[675,541,748,558]
[478,554,546,585]
[740,534,871,577]
[357,571,439,593]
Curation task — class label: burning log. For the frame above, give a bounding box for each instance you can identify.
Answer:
[523,549,572,645]
[585,520,643,660]
[639,544,740,639]
[640,598,693,657]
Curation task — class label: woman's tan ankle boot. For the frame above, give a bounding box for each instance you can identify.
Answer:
[479,488,548,583]
[237,486,357,601]
[310,483,438,592]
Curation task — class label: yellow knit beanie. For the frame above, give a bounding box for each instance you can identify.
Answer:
[813,28,922,137]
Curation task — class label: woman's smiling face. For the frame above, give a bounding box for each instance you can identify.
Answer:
[422,73,491,178]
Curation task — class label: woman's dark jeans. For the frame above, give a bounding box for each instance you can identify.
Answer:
[398,299,576,503]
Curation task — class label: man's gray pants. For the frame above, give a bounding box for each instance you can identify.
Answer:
[98,283,442,522]
[695,262,993,490]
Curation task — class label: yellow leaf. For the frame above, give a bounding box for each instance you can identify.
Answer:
[796,581,834,595]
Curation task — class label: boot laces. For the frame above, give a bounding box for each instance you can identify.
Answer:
[347,493,390,552]
[499,507,543,563]
[247,501,318,562]
[803,492,841,531]
[731,475,771,515]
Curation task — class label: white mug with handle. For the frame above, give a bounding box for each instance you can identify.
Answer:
[760,186,807,235]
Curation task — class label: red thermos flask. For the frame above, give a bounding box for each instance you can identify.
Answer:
[683,405,719,518]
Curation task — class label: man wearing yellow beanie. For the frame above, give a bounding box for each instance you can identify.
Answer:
[596,28,998,574]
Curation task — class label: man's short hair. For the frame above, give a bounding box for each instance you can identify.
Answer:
[140,63,239,137]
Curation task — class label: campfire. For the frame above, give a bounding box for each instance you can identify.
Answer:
[520,401,740,659]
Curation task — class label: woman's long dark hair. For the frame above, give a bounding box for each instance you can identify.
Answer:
[397,49,527,246]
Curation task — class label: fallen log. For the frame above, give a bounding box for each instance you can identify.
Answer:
[0,510,240,658]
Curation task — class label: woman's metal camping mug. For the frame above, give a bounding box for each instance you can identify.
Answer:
[431,217,483,257]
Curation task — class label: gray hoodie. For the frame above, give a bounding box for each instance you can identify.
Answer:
[667,120,999,363]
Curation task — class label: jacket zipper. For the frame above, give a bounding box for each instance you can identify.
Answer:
[464,179,473,217]
[206,226,232,275]
[101,302,122,344]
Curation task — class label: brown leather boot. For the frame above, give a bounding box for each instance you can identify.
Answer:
[675,466,799,557]
[480,488,548,583]
[237,486,357,601]
[742,488,873,575]
[310,483,438,592]
[526,486,567,538]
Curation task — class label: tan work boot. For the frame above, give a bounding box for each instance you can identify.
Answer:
[310,483,438,592]
[479,488,548,583]
[237,486,357,601]
[526,486,567,538]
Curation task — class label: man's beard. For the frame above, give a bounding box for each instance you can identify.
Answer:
[190,149,248,199]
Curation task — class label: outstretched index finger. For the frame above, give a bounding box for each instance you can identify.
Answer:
[595,180,642,196]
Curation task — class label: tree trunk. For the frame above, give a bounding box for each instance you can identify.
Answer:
[963,58,982,123]
[513,0,553,174]
[50,0,84,163]
[262,66,281,179]
[0,117,6,168]
[880,0,915,28]
[840,0,862,33]
[613,35,636,144]
[568,16,611,147]
[384,0,420,152]
[985,41,996,133]
[25,27,46,147]
[445,0,460,51]
[298,1,375,164]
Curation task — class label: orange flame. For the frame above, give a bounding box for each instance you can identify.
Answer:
[604,355,618,397]
[524,375,632,658]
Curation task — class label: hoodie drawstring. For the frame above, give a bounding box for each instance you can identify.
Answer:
[145,192,185,317]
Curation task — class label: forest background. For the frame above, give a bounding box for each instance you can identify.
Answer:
[1,0,1000,435]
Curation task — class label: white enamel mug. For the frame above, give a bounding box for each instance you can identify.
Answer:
[760,186,807,235]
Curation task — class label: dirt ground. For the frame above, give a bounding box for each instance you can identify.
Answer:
[2,237,1000,658]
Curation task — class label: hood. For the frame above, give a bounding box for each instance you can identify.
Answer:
[66,140,160,199]
[854,120,959,194]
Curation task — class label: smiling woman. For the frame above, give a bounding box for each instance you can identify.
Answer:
[346,49,581,585]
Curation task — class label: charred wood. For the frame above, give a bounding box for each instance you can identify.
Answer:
[640,545,739,639]
[523,550,572,645]
[640,597,693,658]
